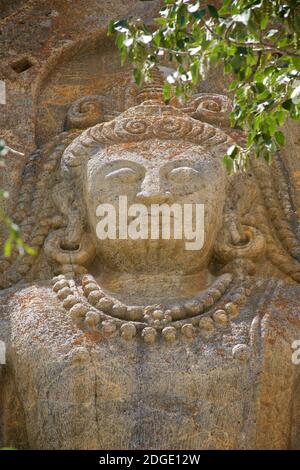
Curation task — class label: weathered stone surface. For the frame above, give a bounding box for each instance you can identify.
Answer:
[1,0,300,451]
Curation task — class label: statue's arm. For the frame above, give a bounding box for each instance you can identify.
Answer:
[0,293,10,447]
[0,297,9,370]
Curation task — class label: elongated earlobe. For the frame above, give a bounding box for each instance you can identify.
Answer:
[44,228,96,276]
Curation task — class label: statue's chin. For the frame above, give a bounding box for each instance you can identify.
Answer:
[92,238,212,274]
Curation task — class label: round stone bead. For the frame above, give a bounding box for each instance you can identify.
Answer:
[184,300,201,315]
[85,311,100,327]
[81,274,96,286]
[232,343,250,362]
[170,305,185,320]
[102,320,117,336]
[181,323,195,338]
[57,287,73,300]
[52,274,66,285]
[87,290,103,305]
[162,326,177,343]
[202,295,214,309]
[97,297,114,312]
[70,303,88,320]
[225,302,239,318]
[152,310,164,320]
[212,309,228,328]
[62,295,82,310]
[53,279,69,292]
[120,322,137,340]
[112,304,128,318]
[127,306,143,321]
[142,327,157,344]
[198,317,214,332]
[164,310,173,322]
[83,282,99,296]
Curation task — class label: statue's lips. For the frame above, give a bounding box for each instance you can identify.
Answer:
[126,213,179,222]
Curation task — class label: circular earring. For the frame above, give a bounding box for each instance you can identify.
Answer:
[44,228,96,273]
[214,225,266,264]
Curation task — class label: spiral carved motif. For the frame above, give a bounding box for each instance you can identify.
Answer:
[114,118,150,140]
[65,95,103,130]
[186,93,232,128]
[153,116,193,139]
[81,114,229,147]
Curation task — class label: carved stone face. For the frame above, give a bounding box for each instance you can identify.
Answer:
[84,139,226,274]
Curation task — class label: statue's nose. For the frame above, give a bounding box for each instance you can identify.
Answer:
[136,173,173,204]
[136,189,173,204]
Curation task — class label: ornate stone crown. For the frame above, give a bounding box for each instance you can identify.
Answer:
[62,95,236,174]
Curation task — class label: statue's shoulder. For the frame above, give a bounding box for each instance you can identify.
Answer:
[0,285,13,323]
[0,282,75,344]
[250,279,300,347]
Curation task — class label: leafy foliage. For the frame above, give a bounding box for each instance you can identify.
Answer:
[108,0,300,172]
[0,140,35,257]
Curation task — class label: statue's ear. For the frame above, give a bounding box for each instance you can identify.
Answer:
[45,179,96,276]
[228,173,259,221]
[52,181,84,247]
[213,173,266,273]
[52,181,74,215]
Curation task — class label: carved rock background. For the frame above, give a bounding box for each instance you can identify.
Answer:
[1,0,300,451]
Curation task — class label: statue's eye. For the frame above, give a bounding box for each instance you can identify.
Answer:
[168,167,201,183]
[105,167,139,183]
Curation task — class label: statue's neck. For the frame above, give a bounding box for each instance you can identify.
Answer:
[94,269,215,306]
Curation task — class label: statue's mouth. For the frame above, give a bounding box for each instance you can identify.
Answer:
[127,213,178,222]
[60,242,80,252]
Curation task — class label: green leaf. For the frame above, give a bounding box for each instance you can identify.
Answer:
[207,4,219,18]
[190,60,200,85]
[133,68,143,86]
[218,0,232,15]
[274,131,285,146]
[275,108,286,126]
[116,32,125,50]
[282,99,293,111]
[222,155,234,174]
[260,15,269,29]
[120,46,127,66]
[107,20,115,35]
[163,82,172,101]
[227,145,239,158]
[231,54,242,73]
[229,80,239,90]
[24,244,37,256]
[176,38,185,50]
[4,239,12,258]
[192,9,206,20]
[154,17,167,26]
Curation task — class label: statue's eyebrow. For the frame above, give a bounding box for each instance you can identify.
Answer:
[99,159,145,173]
[160,157,202,169]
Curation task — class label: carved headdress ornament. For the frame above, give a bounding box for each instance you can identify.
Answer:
[63,97,235,177]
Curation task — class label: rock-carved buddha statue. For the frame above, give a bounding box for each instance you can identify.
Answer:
[1,78,300,449]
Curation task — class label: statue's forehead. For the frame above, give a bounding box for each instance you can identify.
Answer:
[94,140,213,164]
